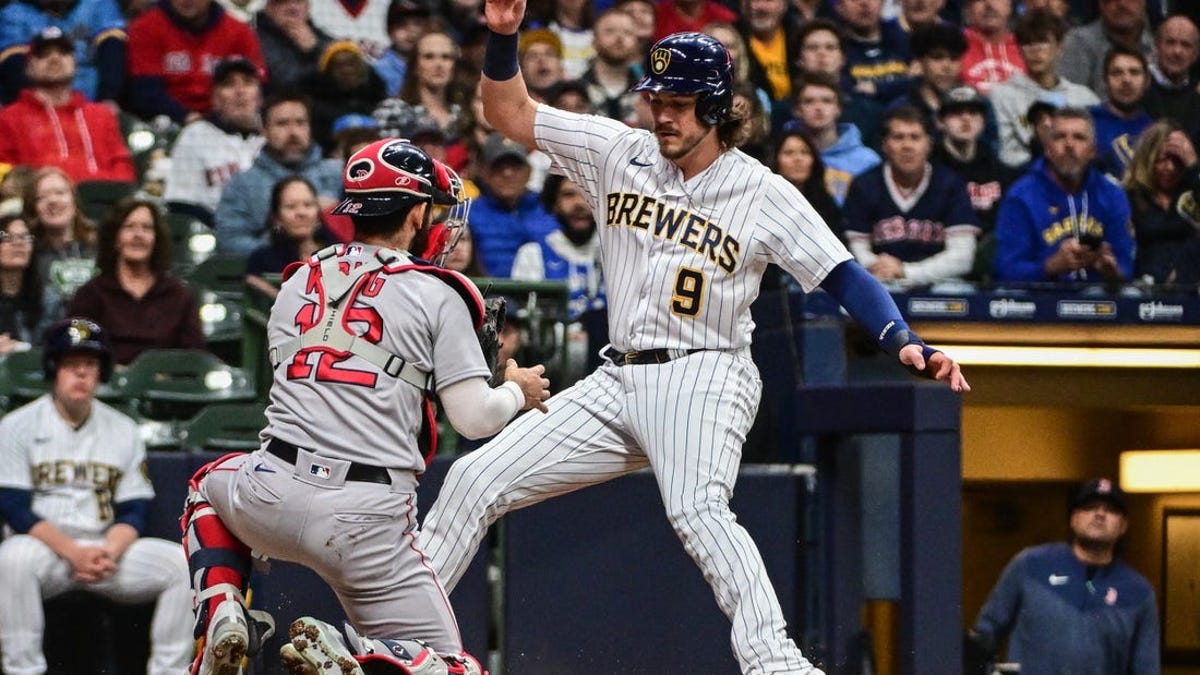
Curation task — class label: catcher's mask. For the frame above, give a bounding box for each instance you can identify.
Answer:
[422,163,470,266]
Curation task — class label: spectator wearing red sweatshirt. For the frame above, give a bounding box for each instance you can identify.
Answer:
[961,0,1025,96]
[0,27,134,183]
[653,0,736,41]
[126,0,264,124]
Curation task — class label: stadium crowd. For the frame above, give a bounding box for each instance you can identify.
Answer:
[0,0,1197,356]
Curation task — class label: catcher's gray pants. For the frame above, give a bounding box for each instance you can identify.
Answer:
[197,449,466,654]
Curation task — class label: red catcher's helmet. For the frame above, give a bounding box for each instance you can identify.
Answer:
[331,138,463,218]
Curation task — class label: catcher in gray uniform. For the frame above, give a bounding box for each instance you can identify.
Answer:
[181,138,550,675]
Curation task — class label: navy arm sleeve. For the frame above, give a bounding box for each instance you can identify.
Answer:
[818,260,940,366]
[0,487,43,534]
[113,498,150,535]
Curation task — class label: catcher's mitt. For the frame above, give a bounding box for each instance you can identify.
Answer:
[478,296,507,386]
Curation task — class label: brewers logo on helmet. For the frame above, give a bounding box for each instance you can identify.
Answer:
[43,317,114,382]
[632,32,734,125]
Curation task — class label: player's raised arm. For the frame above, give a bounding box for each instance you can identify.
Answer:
[481,0,539,149]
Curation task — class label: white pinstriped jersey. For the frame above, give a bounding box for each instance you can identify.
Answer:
[533,105,853,352]
[0,395,154,538]
[264,244,492,471]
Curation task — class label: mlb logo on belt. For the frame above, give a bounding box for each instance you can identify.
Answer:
[310,464,332,479]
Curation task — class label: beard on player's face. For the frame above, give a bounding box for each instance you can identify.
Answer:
[655,121,713,160]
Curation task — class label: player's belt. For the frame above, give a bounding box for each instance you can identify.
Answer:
[265,438,392,485]
[603,347,704,366]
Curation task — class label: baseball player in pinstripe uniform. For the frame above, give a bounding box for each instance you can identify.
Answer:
[181,139,549,675]
[0,318,193,675]
[419,4,971,673]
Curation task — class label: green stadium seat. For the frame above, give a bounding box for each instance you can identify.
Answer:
[178,402,266,453]
[0,348,47,411]
[0,348,124,412]
[195,288,244,360]
[166,212,217,275]
[75,180,139,222]
[111,349,256,421]
[107,401,181,451]
[185,253,248,300]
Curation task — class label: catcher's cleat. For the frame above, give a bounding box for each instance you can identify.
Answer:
[443,653,487,675]
[343,622,448,675]
[282,617,364,675]
[280,644,318,675]
[193,599,249,675]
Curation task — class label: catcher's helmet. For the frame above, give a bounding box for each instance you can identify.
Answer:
[331,138,464,218]
[43,317,113,383]
[632,32,734,126]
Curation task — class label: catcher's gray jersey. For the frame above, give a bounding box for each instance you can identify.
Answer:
[533,105,852,351]
[264,244,491,471]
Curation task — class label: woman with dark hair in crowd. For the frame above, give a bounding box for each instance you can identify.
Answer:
[1124,120,1200,286]
[246,176,337,299]
[772,128,842,232]
[22,167,97,306]
[68,197,205,365]
[0,214,53,354]
[374,29,468,143]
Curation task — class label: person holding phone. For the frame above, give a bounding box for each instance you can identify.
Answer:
[993,107,1134,283]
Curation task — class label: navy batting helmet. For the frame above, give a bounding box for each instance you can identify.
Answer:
[631,32,734,126]
[43,317,113,383]
[331,138,465,218]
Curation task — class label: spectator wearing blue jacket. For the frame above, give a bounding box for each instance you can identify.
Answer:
[214,92,343,255]
[970,478,1160,675]
[993,107,1134,283]
[468,133,558,278]
[790,72,881,206]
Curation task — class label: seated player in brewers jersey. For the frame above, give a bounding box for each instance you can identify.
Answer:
[842,105,981,284]
[0,318,193,675]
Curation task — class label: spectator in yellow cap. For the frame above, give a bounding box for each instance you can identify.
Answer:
[519,28,565,98]
[307,40,387,152]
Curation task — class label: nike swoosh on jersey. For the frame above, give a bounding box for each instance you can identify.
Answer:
[630,157,653,167]
[253,462,277,473]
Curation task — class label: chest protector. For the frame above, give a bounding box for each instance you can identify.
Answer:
[268,244,485,461]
